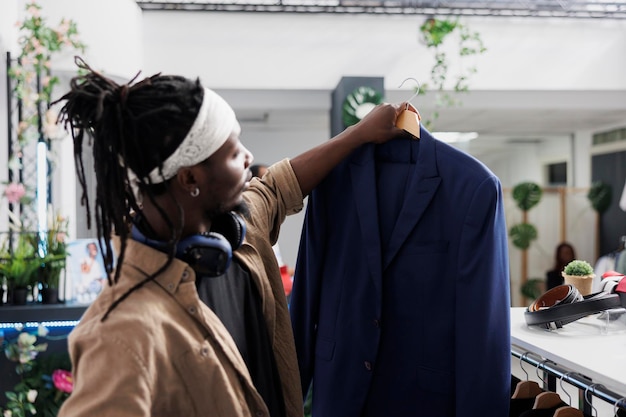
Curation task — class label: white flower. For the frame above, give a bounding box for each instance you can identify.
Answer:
[27,389,38,403]
[4,409,13,417]
[17,332,36,347]
[37,325,49,337]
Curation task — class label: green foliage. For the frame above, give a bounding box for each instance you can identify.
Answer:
[9,1,85,106]
[512,182,542,211]
[0,213,68,290]
[1,327,72,417]
[418,17,487,129]
[587,181,612,214]
[5,0,86,212]
[0,233,40,289]
[563,259,594,276]
[509,223,538,250]
[342,86,383,128]
[520,278,545,301]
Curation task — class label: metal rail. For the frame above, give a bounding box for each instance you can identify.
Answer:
[512,345,626,413]
[136,0,626,19]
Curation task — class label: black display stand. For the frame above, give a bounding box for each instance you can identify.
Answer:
[330,76,384,137]
[0,303,87,406]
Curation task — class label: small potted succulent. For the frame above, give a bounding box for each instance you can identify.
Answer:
[562,259,595,296]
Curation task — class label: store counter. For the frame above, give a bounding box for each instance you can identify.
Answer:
[511,306,626,398]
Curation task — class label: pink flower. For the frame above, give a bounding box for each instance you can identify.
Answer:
[4,182,26,204]
[52,369,73,393]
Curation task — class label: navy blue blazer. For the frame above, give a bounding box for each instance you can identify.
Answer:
[290,128,511,417]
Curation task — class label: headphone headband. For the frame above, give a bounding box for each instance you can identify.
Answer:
[130,211,246,277]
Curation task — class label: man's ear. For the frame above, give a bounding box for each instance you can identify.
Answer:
[174,167,198,195]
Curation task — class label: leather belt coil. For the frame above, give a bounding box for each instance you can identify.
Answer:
[524,277,626,330]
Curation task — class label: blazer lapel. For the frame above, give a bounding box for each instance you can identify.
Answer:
[383,129,441,270]
[350,144,383,295]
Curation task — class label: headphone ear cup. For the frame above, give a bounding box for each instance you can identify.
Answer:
[177,232,232,277]
[210,211,246,249]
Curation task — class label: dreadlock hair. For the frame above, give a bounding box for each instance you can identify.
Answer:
[54,57,204,319]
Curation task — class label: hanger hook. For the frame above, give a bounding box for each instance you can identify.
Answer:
[519,352,530,380]
[398,77,421,109]
[559,371,574,406]
[614,397,626,416]
[536,359,550,386]
[585,383,604,417]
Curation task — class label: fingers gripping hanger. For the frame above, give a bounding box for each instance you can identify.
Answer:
[396,78,421,139]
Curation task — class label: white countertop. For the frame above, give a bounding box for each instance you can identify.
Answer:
[510,306,626,395]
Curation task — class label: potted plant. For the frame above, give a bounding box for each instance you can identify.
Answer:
[562,259,595,296]
[36,213,69,304]
[509,181,542,305]
[0,233,41,305]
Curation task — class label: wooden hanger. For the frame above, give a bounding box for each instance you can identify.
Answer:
[512,353,545,399]
[511,380,544,399]
[552,372,583,417]
[530,360,564,409]
[553,406,584,417]
[396,78,421,139]
[396,107,421,139]
[533,391,564,409]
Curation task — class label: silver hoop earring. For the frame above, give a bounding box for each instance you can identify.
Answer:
[190,188,200,197]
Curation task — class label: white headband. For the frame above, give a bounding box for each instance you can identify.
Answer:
[126,87,240,200]
[148,87,240,183]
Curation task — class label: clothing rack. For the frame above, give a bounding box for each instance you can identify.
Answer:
[512,345,626,413]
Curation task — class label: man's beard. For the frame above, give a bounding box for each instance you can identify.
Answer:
[206,200,250,221]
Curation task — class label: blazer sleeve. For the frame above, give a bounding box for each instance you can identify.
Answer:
[290,183,328,399]
[455,175,511,417]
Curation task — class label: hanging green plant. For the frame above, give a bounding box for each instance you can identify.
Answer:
[512,182,542,211]
[587,181,612,214]
[509,223,538,250]
[342,86,383,128]
[418,17,486,129]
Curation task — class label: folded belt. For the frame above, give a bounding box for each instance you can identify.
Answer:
[524,278,626,330]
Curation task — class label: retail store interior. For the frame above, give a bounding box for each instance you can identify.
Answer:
[1,1,626,416]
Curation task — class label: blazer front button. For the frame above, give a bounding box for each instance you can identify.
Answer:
[364,361,372,371]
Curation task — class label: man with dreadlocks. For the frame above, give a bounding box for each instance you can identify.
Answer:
[54,58,409,417]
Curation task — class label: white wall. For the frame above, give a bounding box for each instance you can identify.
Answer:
[25,0,143,78]
[141,12,626,91]
[0,0,144,237]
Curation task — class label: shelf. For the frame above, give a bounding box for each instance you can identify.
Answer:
[0,302,88,325]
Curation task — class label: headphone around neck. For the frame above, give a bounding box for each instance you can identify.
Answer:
[131,211,246,277]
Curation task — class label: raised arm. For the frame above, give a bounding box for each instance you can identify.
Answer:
[290,102,410,196]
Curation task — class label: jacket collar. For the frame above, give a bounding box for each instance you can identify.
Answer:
[350,128,442,288]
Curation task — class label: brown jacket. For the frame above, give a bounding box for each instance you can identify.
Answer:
[59,159,304,417]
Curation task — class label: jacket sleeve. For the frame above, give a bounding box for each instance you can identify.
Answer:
[59,335,154,417]
[244,159,304,246]
[455,175,511,417]
[289,183,328,400]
